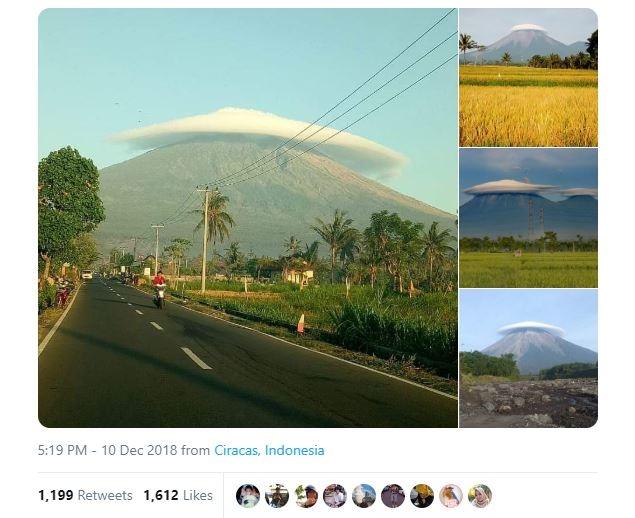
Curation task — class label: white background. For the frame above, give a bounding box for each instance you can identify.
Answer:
[2,0,632,516]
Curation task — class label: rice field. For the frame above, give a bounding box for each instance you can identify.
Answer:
[460,66,598,147]
[459,252,598,288]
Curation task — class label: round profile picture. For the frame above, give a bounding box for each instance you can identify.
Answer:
[381,484,405,508]
[439,484,463,508]
[410,484,434,508]
[236,484,260,508]
[265,484,289,508]
[352,484,376,508]
[468,485,492,508]
[295,485,319,508]
[323,484,347,508]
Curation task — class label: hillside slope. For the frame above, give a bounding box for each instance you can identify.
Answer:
[97,137,454,257]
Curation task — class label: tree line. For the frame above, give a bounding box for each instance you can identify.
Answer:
[460,234,598,253]
[460,351,519,378]
[157,191,457,294]
[459,29,598,69]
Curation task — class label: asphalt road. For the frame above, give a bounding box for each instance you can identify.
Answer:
[38,278,457,427]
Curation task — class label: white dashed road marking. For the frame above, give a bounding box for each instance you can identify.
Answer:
[181,347,212,370]
[150,321,163,331]
[135,310,143,315]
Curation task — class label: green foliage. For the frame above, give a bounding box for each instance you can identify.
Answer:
[539,362,598,380]
[38,283,58,313]
[61,233,100,270]
[459,251,597,288]
[38,147,105,260]
[185,283,457,377]
[460,351,519,378]
[330,300,457,376]
[192,190,234,246]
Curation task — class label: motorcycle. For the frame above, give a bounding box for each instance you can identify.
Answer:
[55,281,71,308]
[153,283,167,309]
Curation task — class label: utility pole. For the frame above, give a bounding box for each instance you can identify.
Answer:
[151,224,165,276]
[528,198,534,240]
[197,187,211,294]
[132,237,139,262]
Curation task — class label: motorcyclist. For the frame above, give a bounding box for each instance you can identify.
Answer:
[153,270,166,286]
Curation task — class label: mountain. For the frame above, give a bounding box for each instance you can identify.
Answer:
[459,193,597,240]
[464,26,588,63]
[482,327,597,375]
[96,137,454,257]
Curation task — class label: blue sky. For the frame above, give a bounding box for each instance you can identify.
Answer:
[459,148,597,206]
[460,8,597,46]
[460,289,598,352]
[39,8,458,213]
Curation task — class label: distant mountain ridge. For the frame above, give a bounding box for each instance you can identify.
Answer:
[464,28,588,63]
[96,137,454,257]
[459,193,597,240]
[482,328,597,375]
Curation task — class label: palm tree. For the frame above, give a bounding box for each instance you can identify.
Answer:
[301,241,320,267]
[422,222,454,289]
[459,33,478,64]
[311,209,356,283]
[283,235,301,257]
[501,52,512,66]
[192,189,234,263]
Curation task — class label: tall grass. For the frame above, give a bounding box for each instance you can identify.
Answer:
[460,252,598,288]
[330,302,457,377]
[184,283,458,377]
[459,66,598,147]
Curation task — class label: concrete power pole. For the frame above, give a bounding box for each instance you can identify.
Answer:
[151,224,165,276]
[197,188,211,294]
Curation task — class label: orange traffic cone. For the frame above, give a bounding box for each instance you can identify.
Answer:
[297,313,305,334]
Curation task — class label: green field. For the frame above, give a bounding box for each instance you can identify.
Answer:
[460,252,598,288]
[176,282,458,377]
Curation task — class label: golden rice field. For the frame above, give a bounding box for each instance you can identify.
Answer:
[460,252,598,288]
[460,66,598,147]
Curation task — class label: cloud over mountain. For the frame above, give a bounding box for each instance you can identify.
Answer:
[463,179,555,195]
[112,107,407,179]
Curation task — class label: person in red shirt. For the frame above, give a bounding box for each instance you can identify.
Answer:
[153,270,166,286]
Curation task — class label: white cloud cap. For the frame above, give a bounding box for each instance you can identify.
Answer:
[498,321,565,337]
[511,23,547,32]
[111,107,406,178]
[464,179,555,195]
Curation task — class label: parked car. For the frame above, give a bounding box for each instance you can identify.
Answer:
[81,270,93,280]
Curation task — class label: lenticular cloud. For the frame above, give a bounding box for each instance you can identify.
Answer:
[498,321,565,337]
[559,188,598,198]
[463,179,556,195]
[112,107,407,179]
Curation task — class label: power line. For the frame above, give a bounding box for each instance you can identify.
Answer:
[214,29,457,186]
[211,8,456,186]
[215,53,457,188]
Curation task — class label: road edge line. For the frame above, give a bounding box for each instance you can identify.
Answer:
[128,285,457,401]
[38,283,82,356]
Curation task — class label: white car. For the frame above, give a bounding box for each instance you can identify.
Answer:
[81,270,93,280]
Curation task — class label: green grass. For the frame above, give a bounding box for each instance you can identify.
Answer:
[460,65,598,87]
[181,283,457,377]
[460,252,597,288]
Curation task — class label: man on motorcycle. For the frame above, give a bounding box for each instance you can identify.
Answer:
[152,270,167,309]
[153,270,166,286]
